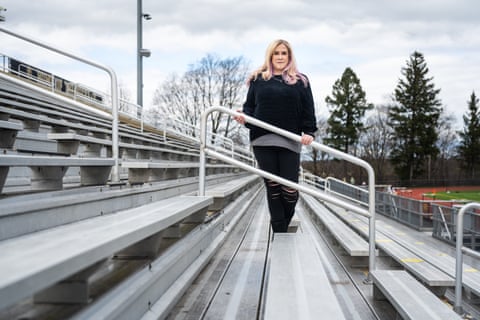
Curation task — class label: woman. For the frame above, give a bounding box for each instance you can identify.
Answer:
[235,39,317,233]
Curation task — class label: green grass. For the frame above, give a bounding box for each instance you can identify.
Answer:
[424,190,480,202]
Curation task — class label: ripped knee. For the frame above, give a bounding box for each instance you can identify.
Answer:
[281,186,298,203]
[266,179,281,199]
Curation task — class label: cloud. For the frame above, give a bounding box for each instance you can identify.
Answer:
[1,0,479,128]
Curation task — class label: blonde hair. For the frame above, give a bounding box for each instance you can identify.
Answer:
[248,39,308,86]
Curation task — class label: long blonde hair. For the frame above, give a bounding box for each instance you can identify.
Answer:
[248,39,308,87]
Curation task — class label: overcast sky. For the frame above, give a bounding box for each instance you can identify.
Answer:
[1,0,479,128]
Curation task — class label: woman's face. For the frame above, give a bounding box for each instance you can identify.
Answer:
[271,43,289,74]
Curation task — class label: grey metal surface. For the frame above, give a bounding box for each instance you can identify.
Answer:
[47,132,111,145]
[374,212,480,297]
[0,27,121,182]
[205,174,258,197]
[196,189,268,320]
[294,205,381,320]
[371,270,462,320]
[0,195,213,310]
[122,160,202,169]
[0,119,22,131]
[0,154,114,166]
[0,173,243,240]
[264,233,346,320]
[0,154,114,192]
[71,185,261,320]
[0,104,111,135]
[454,202,480,313]
[302,193,369,257]
[0,120,21,148]
[327,202,455,288]
[164,187,266,320]
[205,174,260,210]
[15,130,62,154]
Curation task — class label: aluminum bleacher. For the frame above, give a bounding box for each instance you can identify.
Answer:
[371,270,462,320]
[0,66,264,319]
[264,232,346,320]
[1,33,479,319]
[0,195,213,309]
[333,201,455,290]
[301,193,370,266]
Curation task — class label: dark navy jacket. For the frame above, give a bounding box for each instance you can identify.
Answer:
[242,74,317,142]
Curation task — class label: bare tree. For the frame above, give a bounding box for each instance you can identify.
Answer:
[434,112,458,182]
[118,81,133,114]
[218,57,250,138]
[152,54,249,142]
[303,116,329,176]
[359,105,393,182]
[151,73,200,136]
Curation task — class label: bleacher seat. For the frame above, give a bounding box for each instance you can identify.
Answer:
[0,195,213,310]
[371,270,462,320]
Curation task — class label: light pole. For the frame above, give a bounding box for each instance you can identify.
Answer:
[137,0,151,118]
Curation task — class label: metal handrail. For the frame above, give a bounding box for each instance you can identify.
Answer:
[325,176,369,207]
[199,106,377,279]
[2,51,256,168]
[454,202,480,314]
[301,170,326,190]
[0,27,121,182]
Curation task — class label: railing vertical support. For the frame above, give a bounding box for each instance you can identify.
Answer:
[454,202,480,314]
[366,166,376,282]
[198,110,208,196]
[0,27,120,182]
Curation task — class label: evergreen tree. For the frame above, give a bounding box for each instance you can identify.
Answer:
[389,51,442,183]
[325,67,373,155]
[457,91,480,179]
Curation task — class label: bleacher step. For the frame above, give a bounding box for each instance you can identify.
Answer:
[371,270,462,320]
[0,195,213,310]
[264,233,346,320]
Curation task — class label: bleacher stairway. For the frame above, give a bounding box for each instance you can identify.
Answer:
[0,73,261,319]
[1,62,479,320]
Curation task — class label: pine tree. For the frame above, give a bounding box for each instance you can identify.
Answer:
[457,91,480,179]
[325,67,373,155]
[389,51,443,184]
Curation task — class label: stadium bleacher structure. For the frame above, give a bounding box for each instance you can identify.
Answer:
[1,36,480,319]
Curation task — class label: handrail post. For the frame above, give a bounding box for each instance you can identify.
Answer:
[0,27,120,183]
[454,202,480,314]
[366,164,376,282]
[198,109,208,196]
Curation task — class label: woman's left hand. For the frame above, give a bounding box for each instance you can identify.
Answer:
[300,134,314,145]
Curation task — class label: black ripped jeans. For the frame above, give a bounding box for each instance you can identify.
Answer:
[253,146,300,233]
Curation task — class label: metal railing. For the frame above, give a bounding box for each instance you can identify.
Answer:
[1,51,255,168]
[301,169,326,190]
[454,202,480,314]
[198,106,377,279]
[0,51,141,122]
[325,176,369,206]
[0,27,121,182]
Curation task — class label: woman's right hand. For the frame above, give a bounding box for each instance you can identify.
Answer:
[234,109,246,124]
